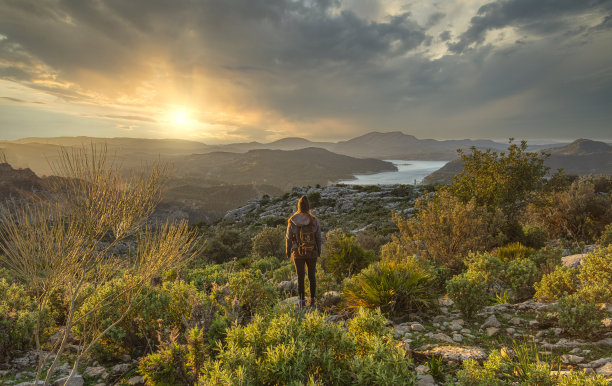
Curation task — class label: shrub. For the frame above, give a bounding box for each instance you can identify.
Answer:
[324,232,375,281]
[496,242,535,262]
[534,266,579,302]
[250,255,281,274]
[271,262,294,282]
[73,277,199,361]
[186,265,229,292]
[0,279,45,361]
[529,177,612,242]
[504,259,540,302]
[199,227,252,264]
[139,327,206,385]
[578,245,612,303]
[521,225,547,249]
[446,274,489,319]
[198,308,415,385]
[251,226,285,259]
[557,293,603,338]
[225,269,278,319]
[600,223,612,246]
[529,246,562,275]
[457,341,609,385]
[343,260,436,317]
[464,253,505,288]
[449,139,548,225]
[306,191,322,207]
[393,190,505,273]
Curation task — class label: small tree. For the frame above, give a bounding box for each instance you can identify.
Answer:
[393,190,505,272]
[0,145,200,385]
[251,226,285,259]
[450,140,548,230]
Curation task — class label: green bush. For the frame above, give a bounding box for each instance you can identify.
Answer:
[250,255,282,274]
[226,269,278,319]
[0,279,44,360]
[271,262,294,282]
[198,308,415,385]
[496,242,535,262]
[557,293,603,338]
[521,225,547,249]
[186,265,229,292]
[504,259,540,302]
[529,246,562,275]
[464,253,505,288]
[534,266,579,302]
[457,341,608,385]
[73,277,199,361]
[578,245,612,303]
[343,259,436,317]
[446,274,489,319]
[324,232,375,281]
[251,226,285,259]
[199,227,252,264]
[139,327,206,385]
[600,223,612,246]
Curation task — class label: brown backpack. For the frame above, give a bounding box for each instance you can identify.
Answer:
[291,215,317,258]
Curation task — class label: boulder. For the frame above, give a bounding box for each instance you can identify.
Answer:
[416,374,436,386]
[562,254,586,268]
[52,375,84,386]
[482,314,501,328]
[84,366,108,380]
[560,354,584,364]
[321,291,342,307]
[596,362,612,376]
[110,363,131,376]
[430,332,454,343]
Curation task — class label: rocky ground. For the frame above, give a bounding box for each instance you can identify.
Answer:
[223,184,419,232]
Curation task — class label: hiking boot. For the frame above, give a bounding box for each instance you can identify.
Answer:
[298,299,307,309]
[309,298,316,308]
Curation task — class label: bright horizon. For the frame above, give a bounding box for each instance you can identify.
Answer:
[1,1,612,144]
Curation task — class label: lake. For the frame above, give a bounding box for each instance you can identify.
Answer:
[337,160,448,185]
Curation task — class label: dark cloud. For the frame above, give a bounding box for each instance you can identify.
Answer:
[449,0,612,53]
[0,0,611,141]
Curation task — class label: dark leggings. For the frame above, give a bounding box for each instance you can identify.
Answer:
[293,257,316,300]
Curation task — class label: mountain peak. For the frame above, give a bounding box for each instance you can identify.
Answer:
[548,139,611,155]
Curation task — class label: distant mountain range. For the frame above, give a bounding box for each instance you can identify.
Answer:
[423,139,612,185]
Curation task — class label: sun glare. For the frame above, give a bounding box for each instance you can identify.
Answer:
[172,109,190,127]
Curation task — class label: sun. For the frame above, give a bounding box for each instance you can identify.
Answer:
[172,109,190,127]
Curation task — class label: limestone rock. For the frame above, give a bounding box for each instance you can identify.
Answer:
[452,333,463,342]
[416,374,436,386]
[110,363,131,376]
[486,327,500,337]
[421,345,488,363]
[52,375,84,386]
[430,333,454,343]
[560,354,584,364]
[411,323,426,332]
[482,314,501,328]
[321,291,342,307]
[596,362,612,376]
[562,253,586,268]
[84,366,108,380]
[127,375,145,385]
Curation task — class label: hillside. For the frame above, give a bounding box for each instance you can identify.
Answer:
[172,147,396,190]
[423,139,612,185]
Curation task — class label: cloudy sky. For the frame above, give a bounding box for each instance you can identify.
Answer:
[0,0,611,143]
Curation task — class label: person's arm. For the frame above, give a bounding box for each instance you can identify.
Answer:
[285,220,293,259]
[315,218,322,257]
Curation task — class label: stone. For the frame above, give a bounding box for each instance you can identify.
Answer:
[415,364,429,374]
[594,337,612,348]
[277,280,296,292]
[486,327,500,337]
[393,323,411,338]
[52,375,84,386]
[587,357,612,368]
[506,328,516,334]
[509,317,522,325]
[321,291,342,307]
[438,297,454,307]
[560,354,584,364]
[450,323,463,331]
[529,320,539,327]
[596,362,612,376]
[416,374,436,386]
[451,319,465,326]
[127,375,145,385]
[421,345,488,363]
[280,296,302,308]
[431,333,454,343]
[84,366,108,379]
[562,253,586,268]
[482,314,501,328]
[452,333,463,342]
[552,328,562,336]
[110,363,131,376]
[410,323,426,332]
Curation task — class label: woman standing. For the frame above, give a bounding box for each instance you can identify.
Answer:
[286,195,322,307]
